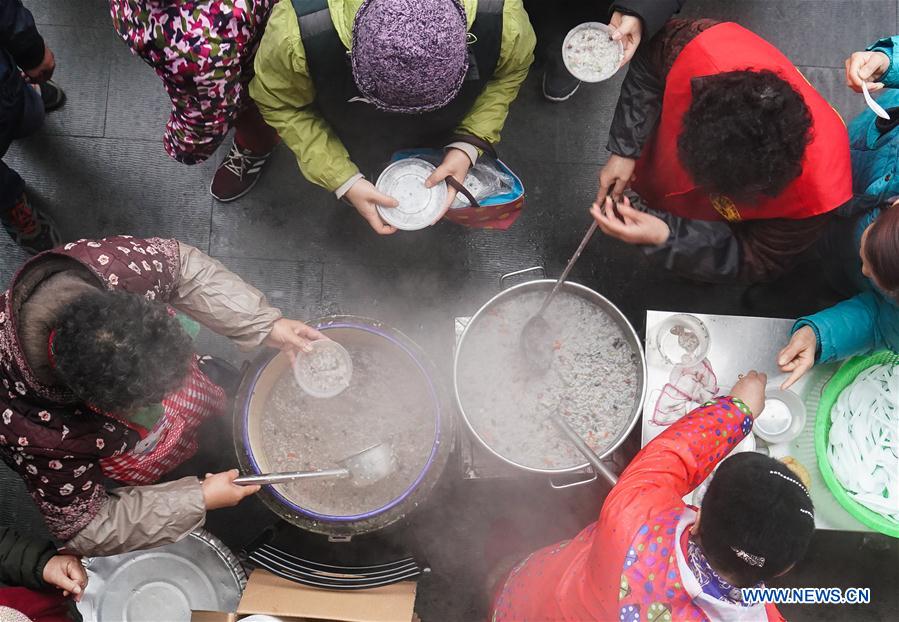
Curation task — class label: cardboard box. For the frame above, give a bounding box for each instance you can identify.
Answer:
[192,569,417,622]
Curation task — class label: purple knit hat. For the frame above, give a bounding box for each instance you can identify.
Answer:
[351,0,469,113]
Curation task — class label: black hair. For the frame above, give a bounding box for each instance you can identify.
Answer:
[678,69,813,202]
[53,290,194,413]
[699,452,815,586]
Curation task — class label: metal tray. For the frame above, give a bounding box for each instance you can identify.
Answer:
[78,529,245,622]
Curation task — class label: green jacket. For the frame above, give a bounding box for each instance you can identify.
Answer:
[250,0,536,192]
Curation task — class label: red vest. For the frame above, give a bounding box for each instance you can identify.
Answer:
[632,22,852,222]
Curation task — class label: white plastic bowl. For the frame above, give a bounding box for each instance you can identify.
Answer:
[375,158,447,231]
[562,22,624,83]
[292,339,353,399]
[754,388,806,444]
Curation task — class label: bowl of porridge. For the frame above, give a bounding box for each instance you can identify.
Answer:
[562,22,625,83]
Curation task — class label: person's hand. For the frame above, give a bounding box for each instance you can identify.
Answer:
[202,469,259,510]
[777,326,817,389]
[264,318,326,362]
[344,178,398,235]
[590,196,670,245]
[42,554,87,602]
[730,370,767,418]
[426,147,472,215]
[25,45,56,83]
[596,154,636,205]
[845,50,890,93]
[609,11,643,67]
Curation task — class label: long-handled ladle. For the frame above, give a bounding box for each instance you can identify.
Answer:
[520,221,598,371]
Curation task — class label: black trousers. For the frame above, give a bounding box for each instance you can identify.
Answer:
[0,49,45,212]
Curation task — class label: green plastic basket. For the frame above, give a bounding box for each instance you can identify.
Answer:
[815,350,899,538]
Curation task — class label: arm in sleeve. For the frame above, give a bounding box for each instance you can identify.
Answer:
[0,526,57,589]
[611,0,685,40]
[606,34,664,158]
[599,397,754,526]
[867,36,899,89]
[64,477,205,557]
[453,0,535,146]
[249,2,359,192]
[641,209,832,284]
[794,292,884,363]
[170,242,282,351]
[0,0,44,71]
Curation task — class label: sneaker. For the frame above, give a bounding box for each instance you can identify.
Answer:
[38,80,65,113]
[1,193,61,254]
[210,141,272,202]
[542,61,581,103]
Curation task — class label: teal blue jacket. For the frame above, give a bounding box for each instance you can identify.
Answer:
[795,209,899,362]
[794,34,899,363]
[845,37,899,203]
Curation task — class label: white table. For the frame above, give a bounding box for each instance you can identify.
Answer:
[642,310,871,532]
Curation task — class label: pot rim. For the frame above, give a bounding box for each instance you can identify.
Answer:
[241,317,444,522]
[453,279,647,475]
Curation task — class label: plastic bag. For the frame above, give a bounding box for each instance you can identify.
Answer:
[449,161,516,209]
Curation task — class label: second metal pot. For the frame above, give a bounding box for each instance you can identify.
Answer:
[453,268,647,479]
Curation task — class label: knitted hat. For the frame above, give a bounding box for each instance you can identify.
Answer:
[351,0,469,113]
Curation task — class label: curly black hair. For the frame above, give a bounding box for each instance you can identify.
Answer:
[678,69,813,202]
[53,290,195,414]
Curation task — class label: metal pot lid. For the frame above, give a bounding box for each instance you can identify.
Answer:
[77,530,245,622]
[454,280,646,475]
[375,158,447,231]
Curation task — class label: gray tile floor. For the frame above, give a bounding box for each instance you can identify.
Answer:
[2,1,899,620]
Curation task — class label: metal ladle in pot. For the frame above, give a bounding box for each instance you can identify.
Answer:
[234,442,397,488]
[551,410,618,485]
[521,221,598,371]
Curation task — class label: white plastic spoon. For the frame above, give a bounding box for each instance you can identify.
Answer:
[862,80,890,120]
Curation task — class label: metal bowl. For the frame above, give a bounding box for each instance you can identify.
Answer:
[235,316,453,539]
[453,277,647,475]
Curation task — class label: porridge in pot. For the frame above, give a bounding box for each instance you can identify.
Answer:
[457,289,641,470]
[259,332,437,516]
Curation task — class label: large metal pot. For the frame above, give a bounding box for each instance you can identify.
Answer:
[453,268,647,481]
[235,315,453,540]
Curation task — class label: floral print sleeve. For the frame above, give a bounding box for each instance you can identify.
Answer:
[619,397,752,499]
[109,0,275,164]
[1,403,138,540]
[600,397,754,529]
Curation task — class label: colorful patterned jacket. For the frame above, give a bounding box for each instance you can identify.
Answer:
[109,0,276,164]
[0,236,282,553]
[491,397,786,622]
